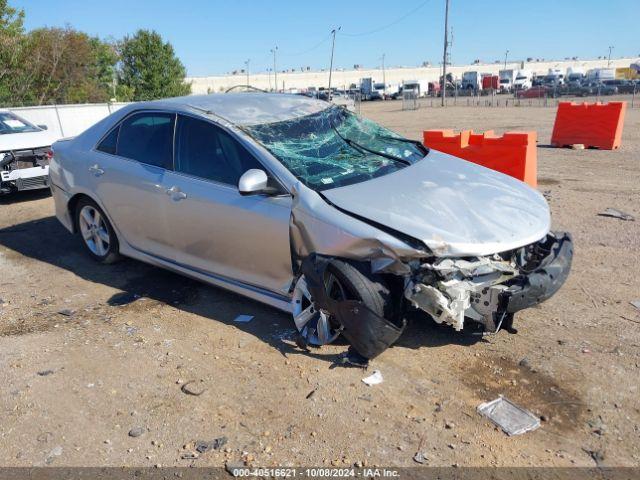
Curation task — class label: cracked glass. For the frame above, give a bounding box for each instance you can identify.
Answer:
[244,106,427,191]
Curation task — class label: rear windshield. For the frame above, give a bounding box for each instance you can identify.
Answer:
[0,112,41,135]
[245,106,426,191]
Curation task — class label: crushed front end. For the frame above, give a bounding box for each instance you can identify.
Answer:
[405,231,573,334]
[0,148,52,194]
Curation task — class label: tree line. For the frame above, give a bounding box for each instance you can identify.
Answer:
[0,0,191,107]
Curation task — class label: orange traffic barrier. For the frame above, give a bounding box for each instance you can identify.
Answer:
[551,101,626,150]
[423,129,538,187]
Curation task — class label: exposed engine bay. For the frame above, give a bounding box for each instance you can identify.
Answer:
[0,148,52,193]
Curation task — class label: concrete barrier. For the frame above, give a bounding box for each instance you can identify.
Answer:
[423,129,538,187]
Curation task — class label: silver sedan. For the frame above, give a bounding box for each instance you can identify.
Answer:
[50,94,572,360]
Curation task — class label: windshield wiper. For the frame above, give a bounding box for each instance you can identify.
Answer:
[330,122,411,166]
[377,135,429,155]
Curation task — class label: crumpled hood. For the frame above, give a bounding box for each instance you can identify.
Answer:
[0,130,59,152]
[322,150,550,257]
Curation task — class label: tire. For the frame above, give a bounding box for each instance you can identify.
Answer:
[75,197,120,264]
[292,259,391,346]
[325,260,386,318]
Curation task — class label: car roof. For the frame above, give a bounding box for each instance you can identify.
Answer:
[138,93,331,126]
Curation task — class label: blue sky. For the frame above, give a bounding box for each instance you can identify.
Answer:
[13,0,640,76]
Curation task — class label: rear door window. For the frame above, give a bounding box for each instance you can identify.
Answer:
[117,112,175,169]
[174,115,262,186]
[96,125,119,155]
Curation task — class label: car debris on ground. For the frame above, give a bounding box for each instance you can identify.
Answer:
[597,208,635,221]
[361,370,384,386]
[477,396,541,436]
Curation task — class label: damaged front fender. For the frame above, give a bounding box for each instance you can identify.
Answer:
[300,254,406,359]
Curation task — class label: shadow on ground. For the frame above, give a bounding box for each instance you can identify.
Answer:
[0,189,51,205]
[0,215,481,364]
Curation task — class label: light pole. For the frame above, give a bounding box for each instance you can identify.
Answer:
[504,49,509,70]
[441,0,450,107]
[244,59,250,87]
[607,46,614,67]
[328,27,341,101]
[381,53,386,99]
[271,47,278,92]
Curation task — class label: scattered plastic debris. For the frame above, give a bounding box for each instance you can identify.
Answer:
[630,300,640,311]
[195,436,228,453]
[477,396,541,436]
[233,314,254,323]
[37,369,54,376]
[597,208,635,221]
[361,370,384,386]
[413,451,428,464]
[44,445,63,464]
[57,309,74,317]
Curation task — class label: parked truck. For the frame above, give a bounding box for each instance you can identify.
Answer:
[401,80,427,98]
[498,69,516,92]
[461,71,482,92]
[513,70,532,90]
[586,68,615,82]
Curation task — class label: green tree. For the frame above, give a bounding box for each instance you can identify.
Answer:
[0,0,26,104]
[118,29,191,101]
[20,27,117,105]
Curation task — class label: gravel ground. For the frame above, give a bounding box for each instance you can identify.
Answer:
[0,99,638,468]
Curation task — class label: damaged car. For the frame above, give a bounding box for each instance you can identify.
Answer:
[1,110,57,194]
[49,93,573,360]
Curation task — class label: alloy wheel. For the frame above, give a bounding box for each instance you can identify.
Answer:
[78,205,111,257]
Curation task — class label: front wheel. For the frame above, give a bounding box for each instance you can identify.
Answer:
[291,260,387,346]
[76,198,120,264]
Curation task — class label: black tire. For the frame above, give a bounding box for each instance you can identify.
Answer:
[75,197,121,264]
[325,260,387,319]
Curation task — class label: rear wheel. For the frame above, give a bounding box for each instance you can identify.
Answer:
[76,198,120,264]
[292,260,386,346]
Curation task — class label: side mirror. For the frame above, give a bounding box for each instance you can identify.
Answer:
[238,169,269,195]
[37,124,48,130]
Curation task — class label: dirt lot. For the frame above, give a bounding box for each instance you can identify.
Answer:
[1,100,639,469]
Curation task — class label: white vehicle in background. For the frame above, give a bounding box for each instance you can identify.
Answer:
[373,82,399,99]
[586,68,615,82]
[1,110,58,195]
[461,71,482,92]
[402,80,427,97]
[566,67,585,84]
[498,69,516,92]
[513,70,532,90]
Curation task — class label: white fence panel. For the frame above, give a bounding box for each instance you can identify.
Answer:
[9,102,132,141]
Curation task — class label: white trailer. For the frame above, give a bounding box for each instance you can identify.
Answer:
[498,69,516,92]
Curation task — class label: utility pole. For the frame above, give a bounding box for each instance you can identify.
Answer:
[271,47,278,92]
[504,49,509,70]
[381,53,387,98]
[328,27,341,101]
[607,46,614,67]
[441,0,450,107]
[244,59,250,87]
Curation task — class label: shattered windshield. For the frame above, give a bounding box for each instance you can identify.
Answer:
[245,106,426,191]
[0,112,41,135]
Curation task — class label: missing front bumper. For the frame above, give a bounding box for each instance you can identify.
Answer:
[502,231,573,313]
[407,231,574,332]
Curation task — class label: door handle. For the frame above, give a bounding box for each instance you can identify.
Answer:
[166,186,187,201]
[89,164,105,176]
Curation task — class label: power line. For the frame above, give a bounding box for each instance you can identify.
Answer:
[340,0,431,37]
[281,33,333,57]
